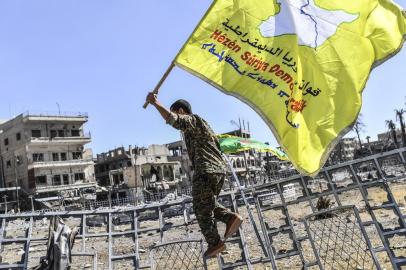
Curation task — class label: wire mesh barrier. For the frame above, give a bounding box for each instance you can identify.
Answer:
[0,148,405,269]
[143,188,193,203]
[150,240,206,270]
[304,206,379,270]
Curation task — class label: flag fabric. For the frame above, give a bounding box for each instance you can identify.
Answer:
[175,0,406,175]
[218,134,288,160]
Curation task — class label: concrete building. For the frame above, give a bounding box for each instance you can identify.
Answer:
[167,128,264,187]
[328,137,357,164]
[227,151,264,186]
[377,129,405,148]
[136,145,186,192]
[95,145,140,187]
[0,112,95,197]
[95,144,187,201]
[167,140,193,183]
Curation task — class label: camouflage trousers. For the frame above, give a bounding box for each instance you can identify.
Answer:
[192,173,234,247]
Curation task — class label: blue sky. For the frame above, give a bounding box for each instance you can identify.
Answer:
[0,0,405,154]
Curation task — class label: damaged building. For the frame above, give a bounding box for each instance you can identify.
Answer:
[95,144,188,202]
[167,127,266,188]
[0,112,96,210]
[94,145,143,202]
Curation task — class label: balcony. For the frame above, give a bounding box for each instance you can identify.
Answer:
[28,132,92,145]
[28,159,94,169]
[34,182,96,194]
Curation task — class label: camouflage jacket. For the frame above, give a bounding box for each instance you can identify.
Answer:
[167,112,226,176]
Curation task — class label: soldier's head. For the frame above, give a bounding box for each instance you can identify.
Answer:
[170,99,192,115]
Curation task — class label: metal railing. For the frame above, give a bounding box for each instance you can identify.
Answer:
[23,110,88,118]
[28,158,93,166]
[0,147,405,269]
[28,132,92,143]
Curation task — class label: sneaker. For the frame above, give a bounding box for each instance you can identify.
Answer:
[224,214,243,239]
[204,241,226,258]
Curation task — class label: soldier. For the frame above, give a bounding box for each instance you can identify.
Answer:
[146,93,243,257]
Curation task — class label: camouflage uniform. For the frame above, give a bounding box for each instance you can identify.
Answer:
[167,112,234,247]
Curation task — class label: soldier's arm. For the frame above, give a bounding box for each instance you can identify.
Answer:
[146,92,196,132]
[146,92,171,122]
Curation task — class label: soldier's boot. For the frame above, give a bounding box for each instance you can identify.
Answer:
[204,241,226,258]
[224,213,243,239]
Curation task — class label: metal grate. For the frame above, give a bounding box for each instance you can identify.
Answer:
[0,147,405,269]
[305,206,379,270]
[150,240,206,270]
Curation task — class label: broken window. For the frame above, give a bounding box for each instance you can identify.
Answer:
[6,160,11,168]
[53,175,61,185]
[52,153,59,161]
[61,153,67,161]
[4,138,9,146]
[15,156,22,165]
[63,174,69,185]
[71,129,80,137]
[72,152,82,160]
[33,153,44,162]
[58,130,65,137]
[31,130,41,138]
[50,130,57,138]
[36,175,47,186]
[16,133,21,141]
[113,174,120,185]
[74,173,85,181]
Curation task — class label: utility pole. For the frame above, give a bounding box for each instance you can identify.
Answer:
[29,195,34,212]
[14,155,20,212]
[0,148,4,189]
[134,165,138,206]
[3,195,7,214]
[108,188,112,208]
[0,129,5,188]
[56,102,61,115]
[265,142,271,183]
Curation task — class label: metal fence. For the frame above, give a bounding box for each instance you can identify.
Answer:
[150,239,206,270]
[304,206,379,270]
[0,148,405,269]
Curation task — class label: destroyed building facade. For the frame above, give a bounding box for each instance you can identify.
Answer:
[95,144,187,201]
[0,112,96,201]
[327,137,357,164]
[378,129,405,148]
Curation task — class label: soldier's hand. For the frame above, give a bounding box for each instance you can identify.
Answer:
[146,92,157,105]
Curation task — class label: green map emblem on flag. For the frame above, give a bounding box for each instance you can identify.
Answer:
[175,0,406,175]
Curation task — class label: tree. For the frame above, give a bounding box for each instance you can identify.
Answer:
[366,136,371,144]
[395,109,406,147]
[385,120,398,148]
[352,114,366,150]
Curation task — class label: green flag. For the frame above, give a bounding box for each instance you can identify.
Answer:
[218,135,288,160]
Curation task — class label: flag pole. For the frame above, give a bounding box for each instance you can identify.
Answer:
[143,62,176,109]
[143,1,218,109]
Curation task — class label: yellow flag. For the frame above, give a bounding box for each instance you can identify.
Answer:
[175,0,406,176]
